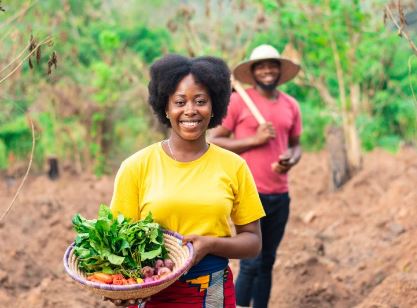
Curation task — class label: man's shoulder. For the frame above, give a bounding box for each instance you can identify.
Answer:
[278,91,301,113]
[230,87,258,100]
[279,91,299,105]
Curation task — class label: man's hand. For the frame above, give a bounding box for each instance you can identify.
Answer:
[271,150,297,174]
[254,122,275,145]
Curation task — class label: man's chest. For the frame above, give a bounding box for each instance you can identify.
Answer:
[236,101,294,133]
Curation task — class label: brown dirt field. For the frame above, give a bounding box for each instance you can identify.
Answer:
[1,147,416,308]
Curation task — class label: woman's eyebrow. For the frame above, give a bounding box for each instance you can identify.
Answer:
[194,93,208,97]
[172,92,208,97]
[172,93,186,97]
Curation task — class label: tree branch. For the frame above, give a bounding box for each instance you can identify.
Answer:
[0,0,38,31]
[0,42,31,75]
[0,36,53,84]
[385,3,417,56]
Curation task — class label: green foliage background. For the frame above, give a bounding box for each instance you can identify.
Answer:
[0,0,416,175]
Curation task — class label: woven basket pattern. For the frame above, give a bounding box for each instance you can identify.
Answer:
[63,230,193,300]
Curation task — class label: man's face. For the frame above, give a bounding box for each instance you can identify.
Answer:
[252,60,281,91]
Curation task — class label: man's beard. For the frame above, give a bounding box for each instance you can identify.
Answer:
[255,77,280,91]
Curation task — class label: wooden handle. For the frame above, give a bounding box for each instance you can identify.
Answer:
[231,76,266,124]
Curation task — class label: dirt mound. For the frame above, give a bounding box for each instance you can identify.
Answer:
[0,175,115,307]
[0,147,416,307]
[356,273,417,308]
[268,147,417,308]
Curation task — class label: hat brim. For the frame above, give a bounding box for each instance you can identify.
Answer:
[233,57,300,86]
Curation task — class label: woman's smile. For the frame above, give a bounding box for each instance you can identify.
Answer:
[179,120,202,129]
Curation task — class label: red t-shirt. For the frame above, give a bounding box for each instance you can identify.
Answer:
[222,88,302,194]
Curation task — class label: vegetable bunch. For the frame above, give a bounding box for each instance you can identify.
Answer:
[72,205,168,279]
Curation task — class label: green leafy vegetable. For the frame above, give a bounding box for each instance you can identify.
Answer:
[72,204,167,278]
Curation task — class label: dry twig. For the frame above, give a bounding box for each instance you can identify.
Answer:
[0,35,53,84]
[0,42,31,75]
[384,1,417,56]
[408,57,417,109]
[0,0,38,30]
[0,119,35,222]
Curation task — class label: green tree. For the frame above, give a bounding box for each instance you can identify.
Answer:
[253,0,416,185]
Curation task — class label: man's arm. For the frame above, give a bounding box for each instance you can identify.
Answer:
[208,123,276,154]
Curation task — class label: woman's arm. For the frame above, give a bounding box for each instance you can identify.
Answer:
[182,220,262,265]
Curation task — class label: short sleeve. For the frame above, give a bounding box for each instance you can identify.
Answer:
[221,92,241,132]
[231,162,265,225]
[289,98,302,138]
[110,158,140,221]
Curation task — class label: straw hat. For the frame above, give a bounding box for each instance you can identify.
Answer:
[233,44,300,86]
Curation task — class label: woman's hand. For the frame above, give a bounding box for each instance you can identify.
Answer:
[182,235,213,265]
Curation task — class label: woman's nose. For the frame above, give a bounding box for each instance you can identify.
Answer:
[184,102,196,114]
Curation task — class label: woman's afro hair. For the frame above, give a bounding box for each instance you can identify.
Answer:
[148,54,231,128]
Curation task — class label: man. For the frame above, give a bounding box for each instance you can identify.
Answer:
[209,44,302,308]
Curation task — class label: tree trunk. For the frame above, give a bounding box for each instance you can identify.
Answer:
[325,125,350,190]
[47,156,59,180]
[344,83,362,175]
[342,111,362,175]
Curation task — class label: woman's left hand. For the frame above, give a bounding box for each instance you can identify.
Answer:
[182,234,213,265]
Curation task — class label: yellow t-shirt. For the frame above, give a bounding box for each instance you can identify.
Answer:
[110,142,265,237]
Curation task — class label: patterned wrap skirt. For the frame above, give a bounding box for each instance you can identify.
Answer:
[131,266,236,308]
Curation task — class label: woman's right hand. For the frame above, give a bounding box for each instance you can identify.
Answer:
[182,234,213,265]
[254,122,275,145]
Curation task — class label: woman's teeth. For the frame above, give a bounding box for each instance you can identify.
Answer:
[180,121,200,128]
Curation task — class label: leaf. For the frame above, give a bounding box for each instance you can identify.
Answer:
[117,214,125,224]
[113,237,130,253]
[75,233,89,245]
[108,253,125,265]
[98,204,113,220]
[140,247,162,261]
[74,247,91,259]
[72,205,167,277]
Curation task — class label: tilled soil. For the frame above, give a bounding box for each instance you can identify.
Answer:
[0,147,416,308]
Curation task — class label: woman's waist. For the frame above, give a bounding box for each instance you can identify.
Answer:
[180,254,228,281]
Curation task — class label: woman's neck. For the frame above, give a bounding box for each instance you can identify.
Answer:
[166,135,209,162]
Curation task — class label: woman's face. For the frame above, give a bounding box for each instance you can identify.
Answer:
[166,74,212,141]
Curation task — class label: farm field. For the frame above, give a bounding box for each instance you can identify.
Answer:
[1,148,416,308]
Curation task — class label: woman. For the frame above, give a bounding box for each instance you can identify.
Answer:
[109,54,265,307]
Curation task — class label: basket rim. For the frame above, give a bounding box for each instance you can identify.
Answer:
[63,229,194,291]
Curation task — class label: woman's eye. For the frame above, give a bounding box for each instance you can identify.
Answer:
[175,101,185,105]
[196,100,206,105]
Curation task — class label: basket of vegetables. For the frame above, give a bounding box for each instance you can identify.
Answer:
[63,205,194,300]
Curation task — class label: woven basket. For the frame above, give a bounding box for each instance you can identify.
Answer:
[63,230,194,300]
